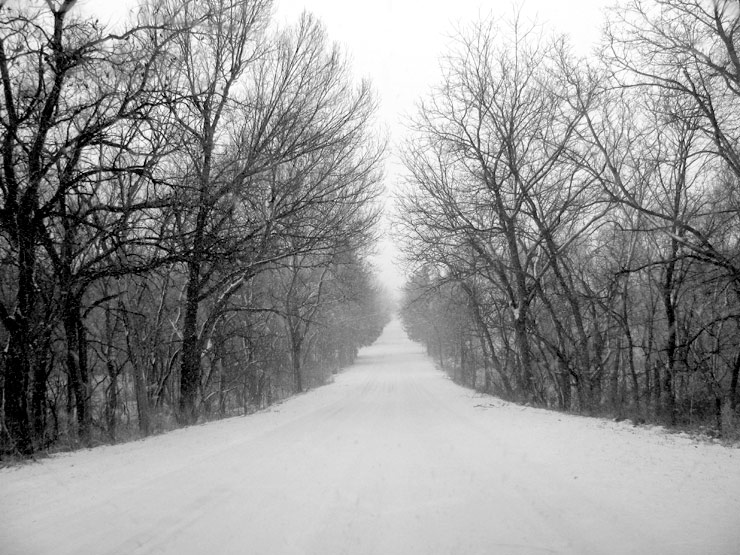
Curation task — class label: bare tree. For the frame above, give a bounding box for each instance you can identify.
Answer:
[398,14,598,402]
[0,0,175,451]
[149,1,383,422]
[606,0,740,182]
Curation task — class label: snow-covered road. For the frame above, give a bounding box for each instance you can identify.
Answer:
[2,320,739,555]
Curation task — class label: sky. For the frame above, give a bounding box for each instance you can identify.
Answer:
[76,0,609,294]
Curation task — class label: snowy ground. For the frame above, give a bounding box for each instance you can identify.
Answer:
[2,321,739,555]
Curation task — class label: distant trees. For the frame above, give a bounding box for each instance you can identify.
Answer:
[399,15,600,405]
[398,3,740,435]
[0,0,389,457]
[270,249,389,394]
[147,1,383,422]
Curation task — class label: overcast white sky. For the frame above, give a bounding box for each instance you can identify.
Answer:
[77,0,609,294]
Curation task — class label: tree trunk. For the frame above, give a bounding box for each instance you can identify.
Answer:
[63,295,91,445]
[575,373,587,413]
[291,335,304,394]
[31,358,48,443]
[555,347,572,411]
[31,321,53,444]
[622,295,641,417]
[513,309,535,400]
[180,258,202,424]
[610,340,623,417]
[133,359,150,436]
[3,205,38,455]
[662,265,678,426]
[106,359,118,441]
[730,350,740,412]
[4,328,33,455]
[218,356,226,417]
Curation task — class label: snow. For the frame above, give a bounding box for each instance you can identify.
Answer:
[1,320,739,555]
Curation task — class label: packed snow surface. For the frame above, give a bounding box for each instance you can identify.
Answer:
[2,321,739,554]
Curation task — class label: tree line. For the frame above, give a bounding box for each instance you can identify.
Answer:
[0,0,391,457]
[397,0,740,436]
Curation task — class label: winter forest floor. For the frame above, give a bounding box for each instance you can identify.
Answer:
[1,320,739,555]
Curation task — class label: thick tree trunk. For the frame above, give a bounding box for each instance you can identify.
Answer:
[575,373,587,413]
[730,350,740,412]
[662,264,678,426]
[513,309,535,400]
[180,269,202,424]
[179,144,211,424]
[31,359,48,443]
[500,212,535,400]
[63,298,91,445]
[3,204,37,455]
[4,329,33,455]
[31,321,53,444]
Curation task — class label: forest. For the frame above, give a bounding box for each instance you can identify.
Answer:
[397,0,740,436]
[4,0,740,460]
[0,0,391,457]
